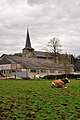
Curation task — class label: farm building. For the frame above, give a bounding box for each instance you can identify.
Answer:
[0,54,59,79]
[0,29,73,79]
[74,59,80,72]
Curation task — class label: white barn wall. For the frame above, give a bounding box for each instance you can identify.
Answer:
[0,64,11,70]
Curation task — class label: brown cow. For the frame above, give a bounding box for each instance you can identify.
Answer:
[51,78,70,88]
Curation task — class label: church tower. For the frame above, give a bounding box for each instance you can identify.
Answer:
[22,28,35,57]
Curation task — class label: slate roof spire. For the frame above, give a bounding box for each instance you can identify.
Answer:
[25,28,31,48]
[23,28,34,51]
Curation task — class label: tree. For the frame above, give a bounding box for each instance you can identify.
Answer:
[45,37,73,74]
[59,53,71,74]
[47,37,62,54]
[45,37,62,63]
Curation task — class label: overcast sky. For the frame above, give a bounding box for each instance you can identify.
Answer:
[0,0,80,56]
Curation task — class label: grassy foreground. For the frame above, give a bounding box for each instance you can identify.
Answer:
[0,79,80,120]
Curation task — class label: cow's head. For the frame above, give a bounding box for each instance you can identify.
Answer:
[62,78,70,84]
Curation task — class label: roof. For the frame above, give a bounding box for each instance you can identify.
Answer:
[0,54,58,70]
[34,51,52,58]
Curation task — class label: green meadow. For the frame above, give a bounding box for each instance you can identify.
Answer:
[0,79,80,120]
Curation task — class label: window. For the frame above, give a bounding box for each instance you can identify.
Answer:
[3,71,6,74]
[12,70,15,72]
[37,70,39,74]
[41,70,46,73]
[50,70,54,73]
[30,69,36,73]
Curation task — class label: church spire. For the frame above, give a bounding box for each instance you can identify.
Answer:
[25,28,31,48]
[23,28,34,51]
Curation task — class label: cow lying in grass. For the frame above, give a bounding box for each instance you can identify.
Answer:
[51,78,70,88]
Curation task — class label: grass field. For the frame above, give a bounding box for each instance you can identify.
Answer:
[0,79,80,120]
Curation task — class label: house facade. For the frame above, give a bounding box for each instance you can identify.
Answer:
[0,29,73,79]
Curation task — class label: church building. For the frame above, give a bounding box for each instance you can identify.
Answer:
[0,29,68,79]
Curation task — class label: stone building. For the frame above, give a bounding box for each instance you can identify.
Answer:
[0,29,71,79]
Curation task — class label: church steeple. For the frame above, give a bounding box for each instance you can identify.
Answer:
[24,28,34,51]
[22,28,34,57]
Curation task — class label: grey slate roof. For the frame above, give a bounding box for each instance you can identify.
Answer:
[34,51,52,58]
[3,54,57,70]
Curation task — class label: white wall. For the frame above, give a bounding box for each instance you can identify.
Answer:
[11,71,28,78]
[0,64,11,70]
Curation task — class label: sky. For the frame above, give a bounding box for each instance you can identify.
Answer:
[0,0,80,56]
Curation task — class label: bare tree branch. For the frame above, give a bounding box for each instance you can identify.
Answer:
[46,37,62,55]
